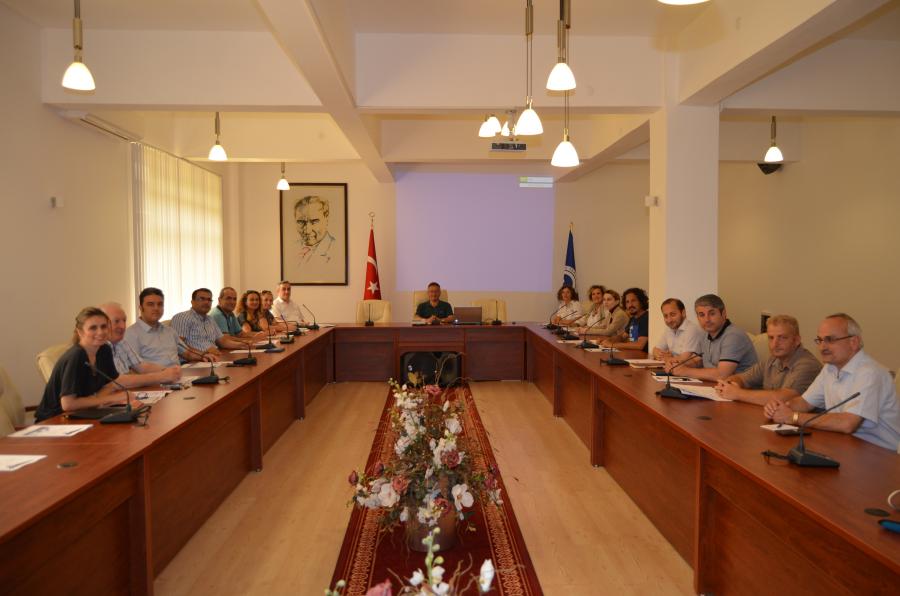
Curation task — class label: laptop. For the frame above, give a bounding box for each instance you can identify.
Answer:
[452,306,483,325]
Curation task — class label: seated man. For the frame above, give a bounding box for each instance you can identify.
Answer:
[651,298,704,365]
[171,288,249,355]
[100,302,182,385]
[414,282,454,324]
[764,313,900,451]
[125,288,210,366]
[271,281,304,329]
[600,288,649,352]
[716,315,821,405]
[672,294,757,381]
[211,287,256,338]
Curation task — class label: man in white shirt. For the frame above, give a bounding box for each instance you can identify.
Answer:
[764,313,900,451]
[271,281,305,328]
[651,298,703,365]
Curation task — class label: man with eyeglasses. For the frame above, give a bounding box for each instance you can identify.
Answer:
[764,313,900,451]
[171,288,249,357]
[716,314,821,405]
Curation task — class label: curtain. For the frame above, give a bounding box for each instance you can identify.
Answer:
[132,143,223,316]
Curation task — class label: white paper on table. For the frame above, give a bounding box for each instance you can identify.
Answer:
[671,384,732,401]
[0,454,46,472]
[135,391,170,404]
[626,359,665,367]
[228,349,267,354]
[9,424,93,438]
[761,424,800,432]
[557,340,583,344]
[651,374,701,383]
[315,323,335,328]
[597,347,621,353]
[181,361,230,369]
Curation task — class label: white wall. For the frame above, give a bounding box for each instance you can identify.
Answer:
[0,4,133,405]
[719,116,900,369]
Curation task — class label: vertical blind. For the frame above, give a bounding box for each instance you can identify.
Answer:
[132,143,224,316]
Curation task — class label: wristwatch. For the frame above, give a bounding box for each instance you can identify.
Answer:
[792,411,800,425]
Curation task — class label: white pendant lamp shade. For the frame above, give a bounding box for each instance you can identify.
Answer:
[276,162,290,190]
[547,61,576,91]
[658,0,710,5]
[764,145,783,163]
[486,115,501,135]
[516,101,543,136]
[62,59,95,91]
[501,120,511,137]
[478,118,495,138]
[208,142,227,161]
[551,133,579,168]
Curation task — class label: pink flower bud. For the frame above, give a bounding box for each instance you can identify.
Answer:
[348,471,359,485]
[373,462,384,476]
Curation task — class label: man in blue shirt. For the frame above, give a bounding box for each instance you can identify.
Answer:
[601,287,649,352]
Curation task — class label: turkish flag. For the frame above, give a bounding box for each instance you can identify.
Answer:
[363,227,382,300]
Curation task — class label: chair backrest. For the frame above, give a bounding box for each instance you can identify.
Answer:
[471,299,508,323]
[748,332,770,364]
[412,289,450,313]
[0,409,14,439]
[356,300,392,324]
[36,343,69,384]
[0,367,25,428]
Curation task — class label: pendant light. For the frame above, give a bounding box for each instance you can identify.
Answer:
[551,92,579,167]
[547,0,575,91]
[61,0,96,91]
[516,0,543,135]
[658,1,711,6]
[763,116,784,163]
[208,112,228,161]
[477,114,502,137]
[276,162,290,190]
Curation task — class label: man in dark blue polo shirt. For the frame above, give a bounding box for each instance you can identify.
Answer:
[414,282,454,324]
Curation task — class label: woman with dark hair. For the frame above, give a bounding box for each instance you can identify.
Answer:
[260,290,289,333]
[588,289,629,337]
[551,284,582,326]
[35,307,127,421]
[237,290,270,336]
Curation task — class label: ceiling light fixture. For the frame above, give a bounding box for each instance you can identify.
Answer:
[658,0,711,6]
[546,0,575,91]
[763,116,784,163]
[516,0,543,136]
[477,114,502,138]
[276,162,290,190]
[208,112,228,161]
[551,92,579,168]
[61,0,96,91]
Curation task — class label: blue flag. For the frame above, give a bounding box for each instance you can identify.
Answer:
[563,230,576,289]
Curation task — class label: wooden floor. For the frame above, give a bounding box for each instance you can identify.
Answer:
[154,382,693,595]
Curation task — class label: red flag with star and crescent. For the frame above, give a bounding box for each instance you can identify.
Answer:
[364,227,382,299]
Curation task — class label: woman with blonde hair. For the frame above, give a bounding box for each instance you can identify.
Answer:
[590,289,629,337]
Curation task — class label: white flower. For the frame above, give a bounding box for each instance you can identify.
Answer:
[400,508,409,522]
[451,484,474,511]
[395,436,412,456]
[377,482,400,507]
[445,416,461,435]
[409,570,425,586]
[425,466,434,479]
[431,565,445,582]
[442,400,450,412]
[479,559,495,592]
[432,582,450,595]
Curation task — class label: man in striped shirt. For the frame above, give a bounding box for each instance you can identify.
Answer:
[171,288,249,357]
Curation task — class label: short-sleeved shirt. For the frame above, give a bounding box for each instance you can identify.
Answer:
[654,319,704,357]
[35,344,119,422]
[625,311,649,345]
[210,306,242,335]
[736,346,821,395]
[238,312,264,333]
[124,318,185,367]
[110,340,142,375]
[272,298,304,324]
[171,309,223,351]
[701,320,757,374]
[802,350,900,451]
[555,300,582,322]
[416,300,453,319]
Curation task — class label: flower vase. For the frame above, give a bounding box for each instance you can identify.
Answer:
[405,513,458,552]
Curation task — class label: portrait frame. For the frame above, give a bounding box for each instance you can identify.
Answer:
[279,182,349,285]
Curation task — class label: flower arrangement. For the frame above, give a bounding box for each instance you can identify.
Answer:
[348,374,502,536]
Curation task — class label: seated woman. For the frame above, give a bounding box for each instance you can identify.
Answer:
[575,285,607,333]
[588,290,629,337]
[260,290,289,333]
[35,307,127,422]
[237,290,271,337]
[551,284,582,326]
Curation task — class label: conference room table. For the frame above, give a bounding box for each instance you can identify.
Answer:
[1,323,898,595]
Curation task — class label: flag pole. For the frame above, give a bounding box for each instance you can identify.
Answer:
[370,211,375,229]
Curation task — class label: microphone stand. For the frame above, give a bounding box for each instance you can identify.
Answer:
[545,304,567,331]
[302,303,320,330]
[263,323,284,353]
[177,338,220,385]
[656,353,703,399]
[491,299,502,326]
[787,392,861,468]
[577,310,604,349]
[365,302,374,326]
[84,362,148,424]
[279,316,295,343]
[232,341,257,366]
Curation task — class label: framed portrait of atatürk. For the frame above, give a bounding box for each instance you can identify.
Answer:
[279,182,348,285]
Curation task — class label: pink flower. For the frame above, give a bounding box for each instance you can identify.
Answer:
[348,471,359,485]
[433,497,451,515]
[440,449,461,468]
[484,472,498,490]
[424,384,442,396]
[391,475,410,494]
[365,579,393,596]
[373,461,384,476]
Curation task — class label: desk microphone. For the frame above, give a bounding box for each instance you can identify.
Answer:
[191,359,221,385]
[545,304,567,331]
[279,316,295,343]
[491,299,502,326]
[559,321,580,341]
[576,310,605,349]
[232,341,257,366]
[365,303,374,327]
[786,392,861,468]
[84,362,148,424]
[302,304,320,330]
[263,323,284,353]
[655,354,704,399]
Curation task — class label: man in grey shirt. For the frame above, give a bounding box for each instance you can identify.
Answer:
[716,314,821,405]
[671,294,757,381]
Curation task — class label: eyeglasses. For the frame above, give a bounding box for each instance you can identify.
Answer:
[813,335,853,345]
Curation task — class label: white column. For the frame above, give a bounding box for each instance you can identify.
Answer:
[648,104,719,341]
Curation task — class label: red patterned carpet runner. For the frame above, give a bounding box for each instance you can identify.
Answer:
[330,384,543,595]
